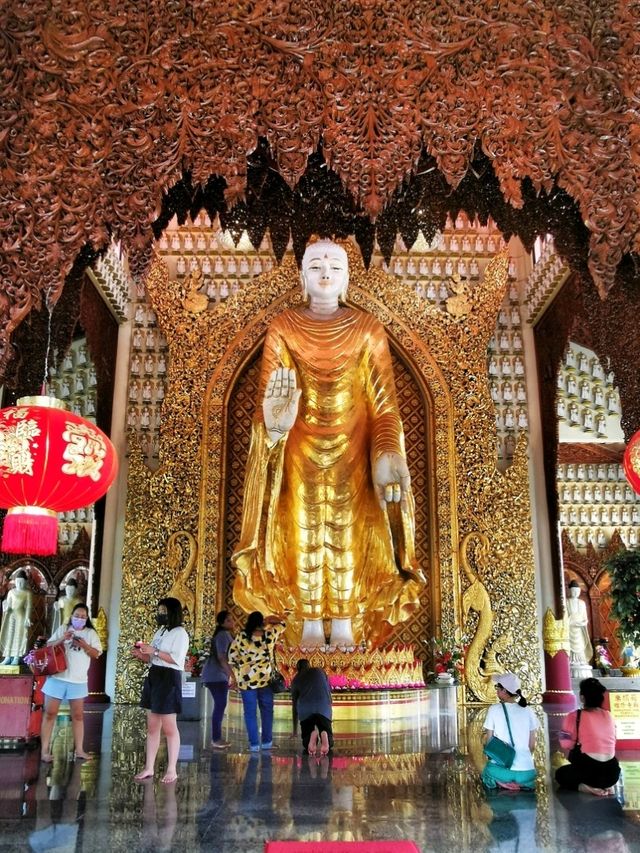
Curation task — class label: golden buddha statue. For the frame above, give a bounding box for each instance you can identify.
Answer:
[183,268,208,314]
[232,240,424,647]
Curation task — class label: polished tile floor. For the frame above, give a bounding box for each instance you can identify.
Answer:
[1,698,640,852]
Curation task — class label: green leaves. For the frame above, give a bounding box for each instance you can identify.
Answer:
[605,549,640,647]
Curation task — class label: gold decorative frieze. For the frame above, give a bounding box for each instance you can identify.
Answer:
[542,608,570,658]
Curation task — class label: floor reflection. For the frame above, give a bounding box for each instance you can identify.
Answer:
[0,703,639,852]
[28,755,87,852]
[16,719,98,852]
[139,777,178,853]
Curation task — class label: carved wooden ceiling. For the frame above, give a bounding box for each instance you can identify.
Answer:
[2,1,640,380]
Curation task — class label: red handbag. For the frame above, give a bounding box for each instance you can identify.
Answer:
[27,644,67,676]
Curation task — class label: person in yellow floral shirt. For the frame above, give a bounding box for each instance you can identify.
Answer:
[228,611,286,751]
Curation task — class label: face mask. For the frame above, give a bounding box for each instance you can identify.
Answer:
[71,616,86,630]
[156,613,168,626]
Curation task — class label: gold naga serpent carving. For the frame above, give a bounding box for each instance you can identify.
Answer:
[166,530,197,626]
[461,532,512,703]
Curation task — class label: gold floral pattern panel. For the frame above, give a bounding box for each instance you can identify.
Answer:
[222,350,261,625]
[387,350,432,652]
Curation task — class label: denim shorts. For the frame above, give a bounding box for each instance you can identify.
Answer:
[42,676,88,701]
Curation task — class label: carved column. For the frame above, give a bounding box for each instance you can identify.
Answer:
[86,607,109,704]
[542,609,574,705]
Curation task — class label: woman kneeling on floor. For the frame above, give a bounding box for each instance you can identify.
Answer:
[556,677,620,797]
[482,672,538,792]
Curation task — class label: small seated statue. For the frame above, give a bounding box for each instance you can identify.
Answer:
[183,269,208,314]
[594,641,612,674]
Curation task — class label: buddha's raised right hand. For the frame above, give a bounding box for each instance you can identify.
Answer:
[263,367,301,441]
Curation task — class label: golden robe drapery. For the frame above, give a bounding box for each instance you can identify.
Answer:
[232,306,424,645]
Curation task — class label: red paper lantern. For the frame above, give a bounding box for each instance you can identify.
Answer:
[0,396,118,555]
[623,429,640,495]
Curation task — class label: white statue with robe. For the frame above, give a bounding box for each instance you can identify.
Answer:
[567,580,593,678]
[52,578,82,633]
[0,571,33,665]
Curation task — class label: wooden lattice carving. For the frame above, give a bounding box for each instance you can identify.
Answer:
[2,1,640,375]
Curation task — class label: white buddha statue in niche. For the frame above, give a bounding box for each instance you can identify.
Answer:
[566,580,593,679]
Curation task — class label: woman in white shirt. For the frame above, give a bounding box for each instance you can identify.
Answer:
[41,604,102,763]
[482,672,539,791]
[132,597,189,784]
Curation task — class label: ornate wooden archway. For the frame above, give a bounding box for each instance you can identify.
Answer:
[2,1,640,379]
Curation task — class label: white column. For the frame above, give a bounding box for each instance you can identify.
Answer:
[100,318,132,699]
[509,237,558,690]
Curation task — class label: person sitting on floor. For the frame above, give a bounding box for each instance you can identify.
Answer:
[482,672,538,791]
[290,658,334,755]
[555,677,620,797]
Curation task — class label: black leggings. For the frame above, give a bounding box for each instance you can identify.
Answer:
[555,752,620,791]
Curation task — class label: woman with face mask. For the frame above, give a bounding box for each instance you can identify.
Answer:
[132,597,189,784]
[40,603,102,763]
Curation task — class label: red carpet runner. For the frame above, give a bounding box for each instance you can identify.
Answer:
[265,843,421,852]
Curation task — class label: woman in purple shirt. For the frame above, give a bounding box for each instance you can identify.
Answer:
[202,610,235,749]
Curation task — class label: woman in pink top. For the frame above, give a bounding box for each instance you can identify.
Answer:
[556,677,620,796]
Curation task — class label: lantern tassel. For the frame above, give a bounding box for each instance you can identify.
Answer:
[2,510,58,556]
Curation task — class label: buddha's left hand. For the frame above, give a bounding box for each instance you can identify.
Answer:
[373,452,411,509]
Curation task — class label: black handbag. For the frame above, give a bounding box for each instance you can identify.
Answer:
[568,710,583,763]
[483,703,516,768]
[268,642,286,693]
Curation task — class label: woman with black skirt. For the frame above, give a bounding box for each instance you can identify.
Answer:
[132,597,189,784]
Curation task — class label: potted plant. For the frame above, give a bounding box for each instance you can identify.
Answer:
[604,547,640,674]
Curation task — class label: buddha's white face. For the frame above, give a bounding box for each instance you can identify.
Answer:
[301,242,348,306]
[14,577,26,591]
[65,585,77,598]
[569,586,581,599]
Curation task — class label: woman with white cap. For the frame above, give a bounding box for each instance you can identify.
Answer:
[482,672,539,791]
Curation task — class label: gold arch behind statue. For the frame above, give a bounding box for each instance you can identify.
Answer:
[199,289,451,648]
